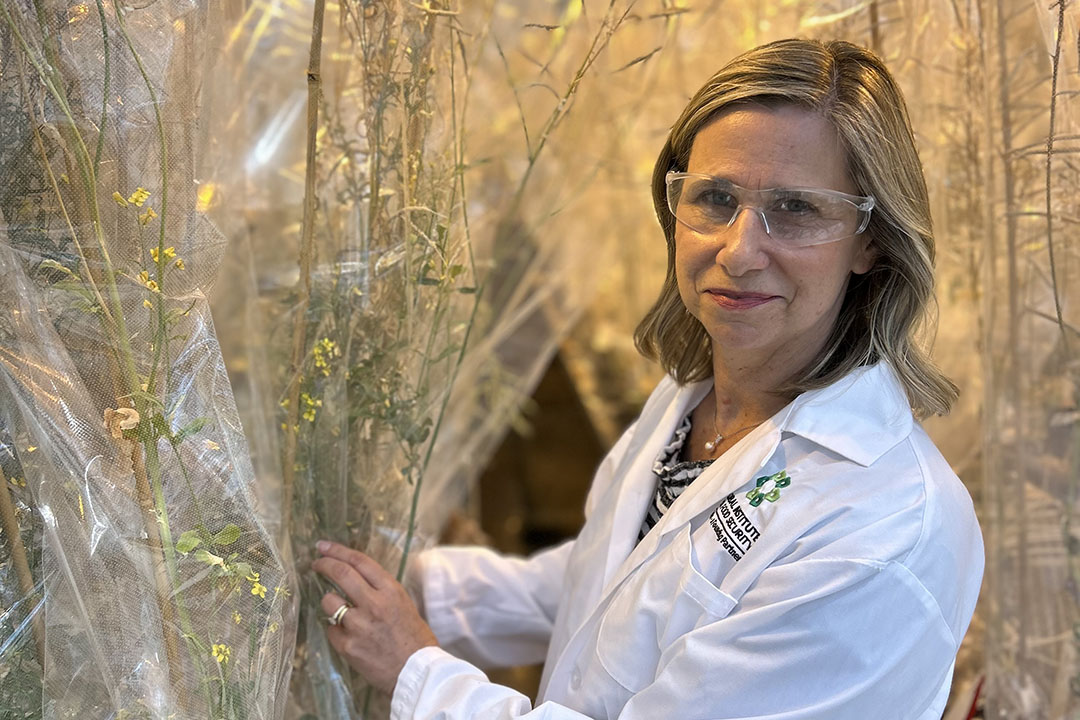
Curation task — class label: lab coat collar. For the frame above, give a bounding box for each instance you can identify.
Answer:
[680,361,914,468]
[778,362,914,467]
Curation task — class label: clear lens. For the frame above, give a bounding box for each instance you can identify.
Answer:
[666,174,873,247]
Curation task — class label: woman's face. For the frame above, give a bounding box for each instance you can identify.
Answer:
[674,104,875,367]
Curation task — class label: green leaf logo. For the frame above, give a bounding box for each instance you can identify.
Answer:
[746,470,791,507]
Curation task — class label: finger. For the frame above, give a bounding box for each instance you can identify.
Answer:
[325,623,350,656]
[316,541,390,589]
[313,556,374,605]
[320,590,362,630]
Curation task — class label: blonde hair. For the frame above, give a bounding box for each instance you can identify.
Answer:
[634,38,957,418]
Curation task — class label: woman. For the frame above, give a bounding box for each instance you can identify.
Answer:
[314,38,983,719]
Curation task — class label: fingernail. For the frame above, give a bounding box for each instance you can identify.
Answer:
[316,541,329,553]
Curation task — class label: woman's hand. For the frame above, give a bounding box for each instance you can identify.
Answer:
[314,540,438,696]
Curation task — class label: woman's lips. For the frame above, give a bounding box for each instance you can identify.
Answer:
[705,290,777,309]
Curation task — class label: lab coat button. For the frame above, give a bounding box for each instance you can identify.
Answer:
[570,666,582,690]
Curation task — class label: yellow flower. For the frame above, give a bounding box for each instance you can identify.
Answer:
[112,191,128,207]
[274,584,291,598]
[233,611,242,625]
[137,271,160,293]
[269,621,279,633]
[26,446,36,453]
[246,571,267,598]
[150,247,159,263]
[174,258,185,270]
[143,299,153,309]
[164,246,176,259]
[128,187,151,207]
[302,408,316,422]
[205,439,221,451]
[138,207,157,226]
[211,643,230,664]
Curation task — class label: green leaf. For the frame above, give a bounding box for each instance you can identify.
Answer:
[52,279,94,302]
[448,264,466,279]
[173,417,209,445]
[38,259,75,277]
[212,523,242,547]
[457,286,477,294]
[232,562,253,580]
[176,530,202,554]
[418,276,440,286]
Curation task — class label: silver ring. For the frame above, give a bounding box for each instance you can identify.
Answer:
[327,602,351,626]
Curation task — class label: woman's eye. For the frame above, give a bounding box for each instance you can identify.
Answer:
[776,197,818,214]
[694,189,736,208]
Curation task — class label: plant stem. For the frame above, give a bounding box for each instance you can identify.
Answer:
[868,1,882,55]
[92,0,110,174]
[0,464,45,666]
[282,0,327,543]
[1044,0,1069,359]
[129,441,183,687]
[111,4,172,393]
[994,0,1026,670]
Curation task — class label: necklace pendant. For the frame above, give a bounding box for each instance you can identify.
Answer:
[704,432,723,452]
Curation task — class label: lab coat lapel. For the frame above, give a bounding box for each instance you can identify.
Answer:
[602,412,787,597]
[597,379,711,593]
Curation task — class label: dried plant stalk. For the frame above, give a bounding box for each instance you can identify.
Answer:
[1044,0,1069,358]
[282,0,328,542]
[0,464,44,666]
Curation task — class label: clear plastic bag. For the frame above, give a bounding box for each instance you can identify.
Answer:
[0,1,296,717]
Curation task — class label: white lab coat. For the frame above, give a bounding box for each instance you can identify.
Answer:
[393,363,984,720]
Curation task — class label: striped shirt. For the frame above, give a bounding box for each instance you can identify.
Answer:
[637,414,715,542]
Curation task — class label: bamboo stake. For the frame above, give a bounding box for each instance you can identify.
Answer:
[0,465,45,667]
[282,0,327,542]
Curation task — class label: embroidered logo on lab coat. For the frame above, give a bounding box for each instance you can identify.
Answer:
[708,493,761,561]
[746,470,791,507]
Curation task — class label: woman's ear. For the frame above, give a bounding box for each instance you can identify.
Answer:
[850,237,877,275]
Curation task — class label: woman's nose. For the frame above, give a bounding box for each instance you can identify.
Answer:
[715,206,771,275]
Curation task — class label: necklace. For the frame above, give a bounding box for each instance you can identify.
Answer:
[703,395,762,452]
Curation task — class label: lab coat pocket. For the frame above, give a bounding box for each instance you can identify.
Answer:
[595,525,737,693]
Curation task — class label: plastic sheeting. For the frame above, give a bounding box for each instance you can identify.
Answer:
[0,1,295,718]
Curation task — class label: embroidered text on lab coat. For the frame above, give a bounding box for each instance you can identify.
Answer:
[709,493,761,561]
